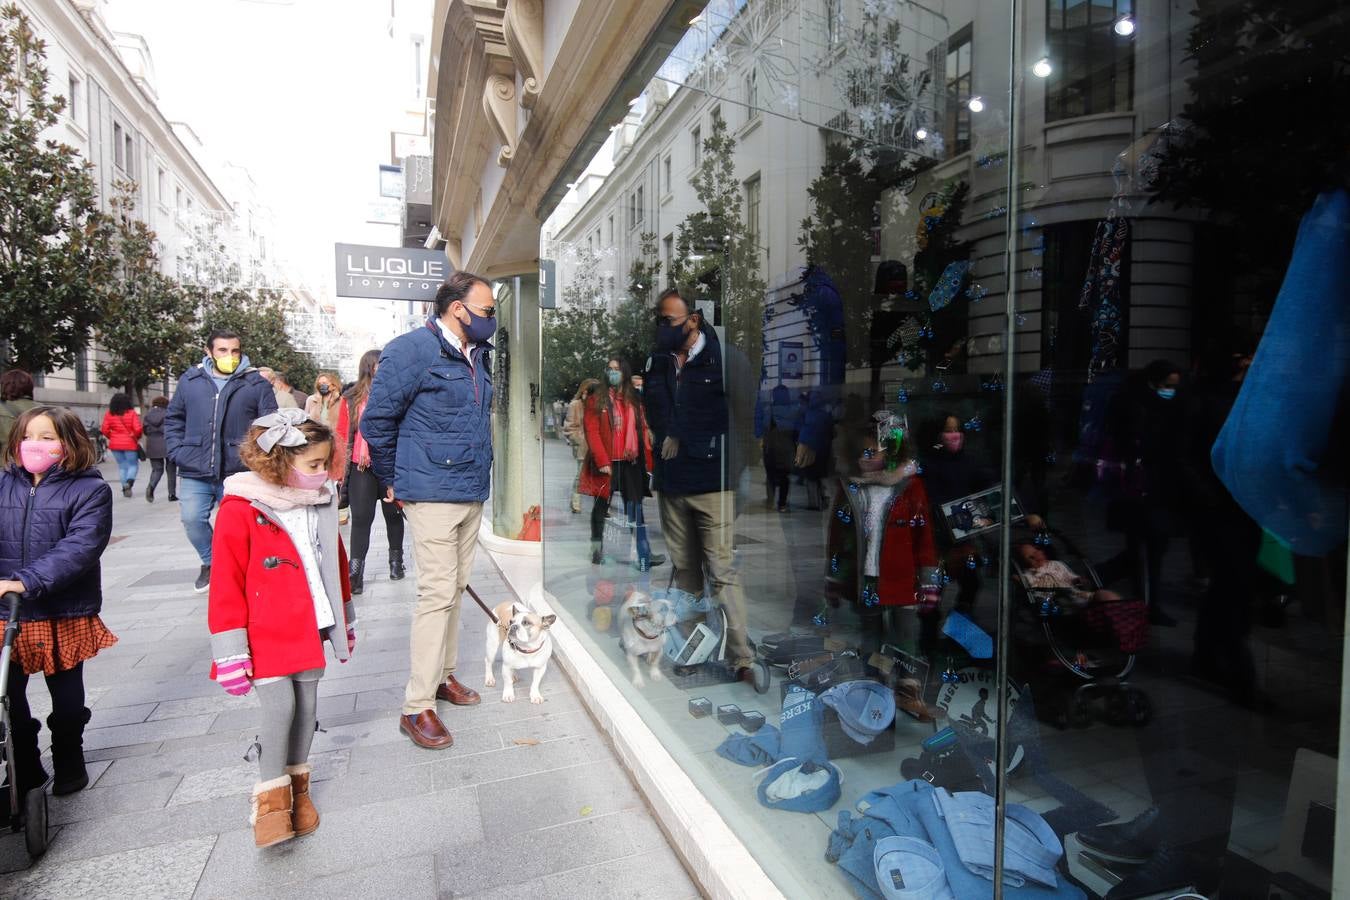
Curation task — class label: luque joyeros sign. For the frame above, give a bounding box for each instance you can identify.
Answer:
[334,243,451,301]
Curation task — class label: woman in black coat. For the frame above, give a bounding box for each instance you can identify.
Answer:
[142,396,176,502]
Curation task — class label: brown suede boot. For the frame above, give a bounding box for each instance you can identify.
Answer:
[285,763,319,836]
[251,775,295,848]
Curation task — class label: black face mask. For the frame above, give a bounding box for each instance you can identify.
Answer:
[318,384,331,396]
[655,322,687,353]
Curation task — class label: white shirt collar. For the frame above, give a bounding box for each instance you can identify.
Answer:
[685,331,707,362]
[435,317,475,356]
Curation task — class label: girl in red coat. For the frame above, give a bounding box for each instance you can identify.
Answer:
[580,357,661,570]
[100,393,142,498]
[207,408,355,848]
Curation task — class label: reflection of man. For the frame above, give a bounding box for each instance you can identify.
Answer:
[644,289,755,677]
[361,272,496,750]
[165,329,278,592]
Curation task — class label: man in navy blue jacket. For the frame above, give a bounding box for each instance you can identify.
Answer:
[165,329,277,592]
[644,289,755,676]
[360,271,496,750]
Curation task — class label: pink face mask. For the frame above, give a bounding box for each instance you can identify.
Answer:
[19,440,63,474]
[287,468,329,490]
[940,432,964,453]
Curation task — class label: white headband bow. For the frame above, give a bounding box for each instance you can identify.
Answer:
[253,408,310,453]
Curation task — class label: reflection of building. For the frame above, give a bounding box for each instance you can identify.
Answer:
[17,0,233,415]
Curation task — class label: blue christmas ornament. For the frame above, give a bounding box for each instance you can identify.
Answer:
[812,612,829,627]
[897,387,911,404]
[966,554,978,570]
[964,415,983,432]
[932,379,947,392]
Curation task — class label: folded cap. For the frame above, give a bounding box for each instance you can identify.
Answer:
[874,836,955,900]
[820,679,896,745]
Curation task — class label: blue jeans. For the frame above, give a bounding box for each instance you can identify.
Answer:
[625,499,652,567]
[179,476,225,565]
[110,450,139,486]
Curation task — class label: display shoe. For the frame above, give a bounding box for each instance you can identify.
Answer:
[1102,845,1198,899]
[389,553,406,581]
[250,775,296,848]
[285,763,319,836]
[1077,806,1162,863]
[48,706,92,795]
[349,557,365,595]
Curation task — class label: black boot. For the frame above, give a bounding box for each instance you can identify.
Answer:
[389,552,405,581]
[146,483,155,502]
[48,707,92,796]
[350,558,365,595]
[0,717,49,817]
[122,482,133,498]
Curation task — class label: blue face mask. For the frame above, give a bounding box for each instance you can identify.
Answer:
[459,305,496,343]
[606,370,622,387]
[1156,387,1177,401]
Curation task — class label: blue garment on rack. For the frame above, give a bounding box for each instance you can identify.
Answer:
[1212,189,1350,557]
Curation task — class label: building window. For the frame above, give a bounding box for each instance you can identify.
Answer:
[944,29,972,157]
[156,169,166,205]
[608,214,614,245]
[1046,0,1135,123]
[635,185,644,226]
[411,35,424,99]
[175,186,183,209]
[113,122,125,171]
[587,235,593,253]
[745,67,759,118]
[825,0,842,47]
[691,125,702,167]
[663,234,673,287]
[744,175,762,252]
[74,347,88,392]
[67,72,82,128]
[663,154,672,194]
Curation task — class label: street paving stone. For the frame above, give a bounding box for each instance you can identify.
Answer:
[0,463,695,898]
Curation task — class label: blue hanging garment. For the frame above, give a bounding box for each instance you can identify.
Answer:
[1212,190,1350,556]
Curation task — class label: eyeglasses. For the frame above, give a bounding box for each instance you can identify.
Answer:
[655,313,689,327]
[460,300,497,318]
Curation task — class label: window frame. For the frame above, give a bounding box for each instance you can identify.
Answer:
[1044,0,1136,123]
[943,27,973,158]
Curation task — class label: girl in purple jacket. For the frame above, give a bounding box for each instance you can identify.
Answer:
[0,406,115,809]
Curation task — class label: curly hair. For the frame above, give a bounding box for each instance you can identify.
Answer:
[237,418,335,486]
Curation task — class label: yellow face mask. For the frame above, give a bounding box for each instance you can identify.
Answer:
[214,355,240,375]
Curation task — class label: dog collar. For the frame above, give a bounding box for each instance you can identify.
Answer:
[509,638,545,655]
[632,620,664,641]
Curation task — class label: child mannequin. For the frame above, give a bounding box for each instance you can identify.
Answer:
[207,408,355,848]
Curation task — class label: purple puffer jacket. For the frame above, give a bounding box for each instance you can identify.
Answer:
[0,464,112,622]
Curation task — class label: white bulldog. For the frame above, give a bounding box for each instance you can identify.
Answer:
[619,590,677,687]
[484,601,556,704]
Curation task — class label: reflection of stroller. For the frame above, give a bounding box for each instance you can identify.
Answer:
[661,585,771,694]
[1010,533,1151,728]
[1,592,50,862]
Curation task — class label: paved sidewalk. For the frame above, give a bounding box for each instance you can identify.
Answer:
[0,463,696,899]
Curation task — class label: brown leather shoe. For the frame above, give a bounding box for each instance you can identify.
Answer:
[399,710,454,749]
[436,675,481,706]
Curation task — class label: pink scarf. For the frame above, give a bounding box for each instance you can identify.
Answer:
[223,471,331,510]
[352,399,371,468]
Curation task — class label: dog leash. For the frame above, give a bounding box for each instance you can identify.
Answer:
[464,584,499,624]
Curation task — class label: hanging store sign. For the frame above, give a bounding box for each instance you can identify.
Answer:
[334,243,450,301]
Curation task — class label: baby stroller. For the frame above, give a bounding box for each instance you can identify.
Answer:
[1010,532,1151,729]
[661,584,772,694]
[1,592,50,862]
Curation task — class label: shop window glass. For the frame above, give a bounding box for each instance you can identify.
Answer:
[537,0,1349,895]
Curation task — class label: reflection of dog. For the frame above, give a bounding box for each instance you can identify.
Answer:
[619,591,676,687]
[484,602,556,704]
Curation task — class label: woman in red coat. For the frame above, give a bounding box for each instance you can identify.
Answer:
[100,393,143,498]
[581,357,662,570]
[207,409,355,849]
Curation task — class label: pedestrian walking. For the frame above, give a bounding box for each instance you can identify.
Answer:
[360,271,495,750]
[581,358,663,570]
[643,289,756,678]
[0,405,116,804]
[562,378,597,514]
[207,408,355,848]
[165,328,279,593]
[275,372,308,409]
[335,349,405,594]
[0,369,36,448]
[304,372,342,427]
[101,392,143,498]
[142,396,177,502]
[257,367,299,410]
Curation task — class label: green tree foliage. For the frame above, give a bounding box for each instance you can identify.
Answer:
[668,110,765,374]
[96,183,199,403]
[0,4,115,374]
[541,305,610,403]
[1150,0,1350,302]
[611,231,661,371]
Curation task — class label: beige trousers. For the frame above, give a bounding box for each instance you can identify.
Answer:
[658,490,755,668]
[401,500,484,715]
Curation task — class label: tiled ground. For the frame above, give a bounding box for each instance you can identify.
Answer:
[0,461,698,899]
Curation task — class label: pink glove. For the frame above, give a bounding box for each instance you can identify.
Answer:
[214,657,252,696]
[343,625,356,660]
[917,586,942,614]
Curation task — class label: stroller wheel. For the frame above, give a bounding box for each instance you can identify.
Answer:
[752,661,771,695]
[24,787,48,859]
[1123,689,1152,727]
[1068,695,1093,728]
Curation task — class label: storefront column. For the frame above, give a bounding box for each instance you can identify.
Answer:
[489,271,543,539]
